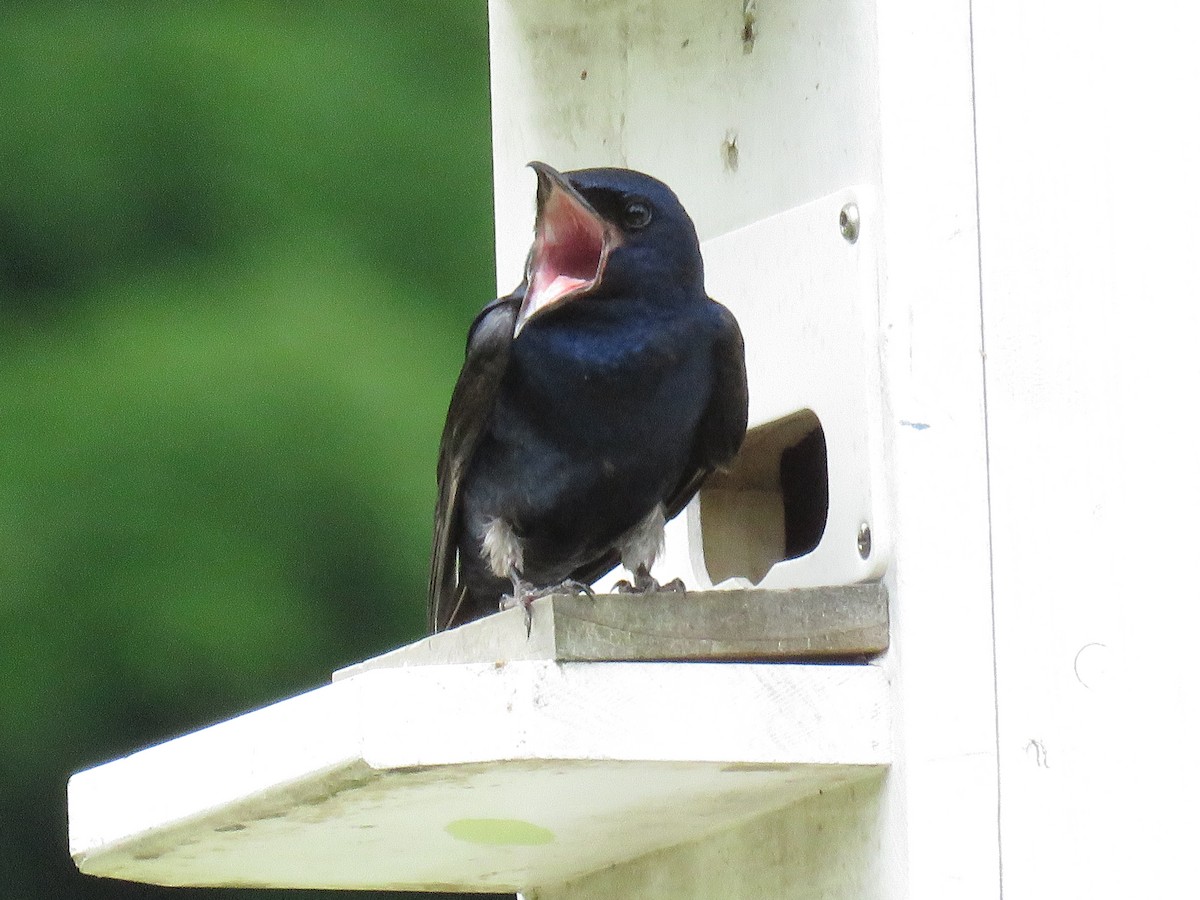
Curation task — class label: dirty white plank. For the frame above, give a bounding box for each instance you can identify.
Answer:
[70,661,889,892]
[538,775,887,900]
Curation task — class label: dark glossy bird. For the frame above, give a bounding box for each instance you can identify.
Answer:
[428,162,748,632]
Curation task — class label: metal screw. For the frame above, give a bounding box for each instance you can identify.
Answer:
[857,522,872,559]
[839,202,860,244]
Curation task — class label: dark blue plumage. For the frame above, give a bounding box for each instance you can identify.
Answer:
[429,164,747,632]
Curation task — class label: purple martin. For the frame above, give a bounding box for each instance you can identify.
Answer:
[428,163,748,632]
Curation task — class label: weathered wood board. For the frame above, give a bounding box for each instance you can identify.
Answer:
[335,584,888,681]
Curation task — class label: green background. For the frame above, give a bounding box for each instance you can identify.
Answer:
[0,3,507,897]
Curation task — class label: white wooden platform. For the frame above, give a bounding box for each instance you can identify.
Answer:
[69,646,888,892]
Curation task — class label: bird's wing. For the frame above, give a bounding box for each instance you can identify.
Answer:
[664,301,748,518]
[569,301,749,586]
[427,294,520,632]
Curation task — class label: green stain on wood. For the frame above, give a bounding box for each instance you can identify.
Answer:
[445,818,554,846]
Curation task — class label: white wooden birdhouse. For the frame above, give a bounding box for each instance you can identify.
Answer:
[68,1,1200,897]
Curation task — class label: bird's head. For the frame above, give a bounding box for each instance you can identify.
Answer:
[516,162,703,336]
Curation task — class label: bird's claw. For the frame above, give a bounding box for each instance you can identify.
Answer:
[614,567,686,595]
[550,580,595,600]
[500,578,597,638]
[498,592,533,637]
[499,575,538,638]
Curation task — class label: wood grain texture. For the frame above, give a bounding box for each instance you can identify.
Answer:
[335,584,887,681]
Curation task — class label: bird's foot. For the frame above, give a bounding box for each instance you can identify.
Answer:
[498,573,538,637]
[614,566,686,595]
[500,578,596,636]
[542,579,596,601]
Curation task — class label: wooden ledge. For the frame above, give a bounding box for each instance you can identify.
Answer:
[335,583,888,680]
[69,584,890,892]
[70,660,889,892]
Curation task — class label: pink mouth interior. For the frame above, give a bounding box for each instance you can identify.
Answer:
[528,188,607,312]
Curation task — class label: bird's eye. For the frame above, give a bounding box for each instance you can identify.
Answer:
[622,199,653,230]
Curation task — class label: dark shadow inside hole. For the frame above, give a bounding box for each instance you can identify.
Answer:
[781,420,828,558]
[698,410,830,585]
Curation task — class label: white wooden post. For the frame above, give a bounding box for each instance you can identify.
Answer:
[973,3,1200,896]
[67,1,1200,897]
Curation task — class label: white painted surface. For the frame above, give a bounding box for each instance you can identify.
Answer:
[69,662,889,891]
[973,2,1200,896]
[538,776,886,900]
[488,0,880,288]
[870,1,1002,897]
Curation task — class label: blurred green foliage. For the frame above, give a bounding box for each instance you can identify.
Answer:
[0,3,501,897]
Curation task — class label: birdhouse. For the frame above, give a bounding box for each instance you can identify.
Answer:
[489,1,888,594]
[68,1,1199,897]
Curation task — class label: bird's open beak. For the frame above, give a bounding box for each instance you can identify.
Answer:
[516,161,622,337]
